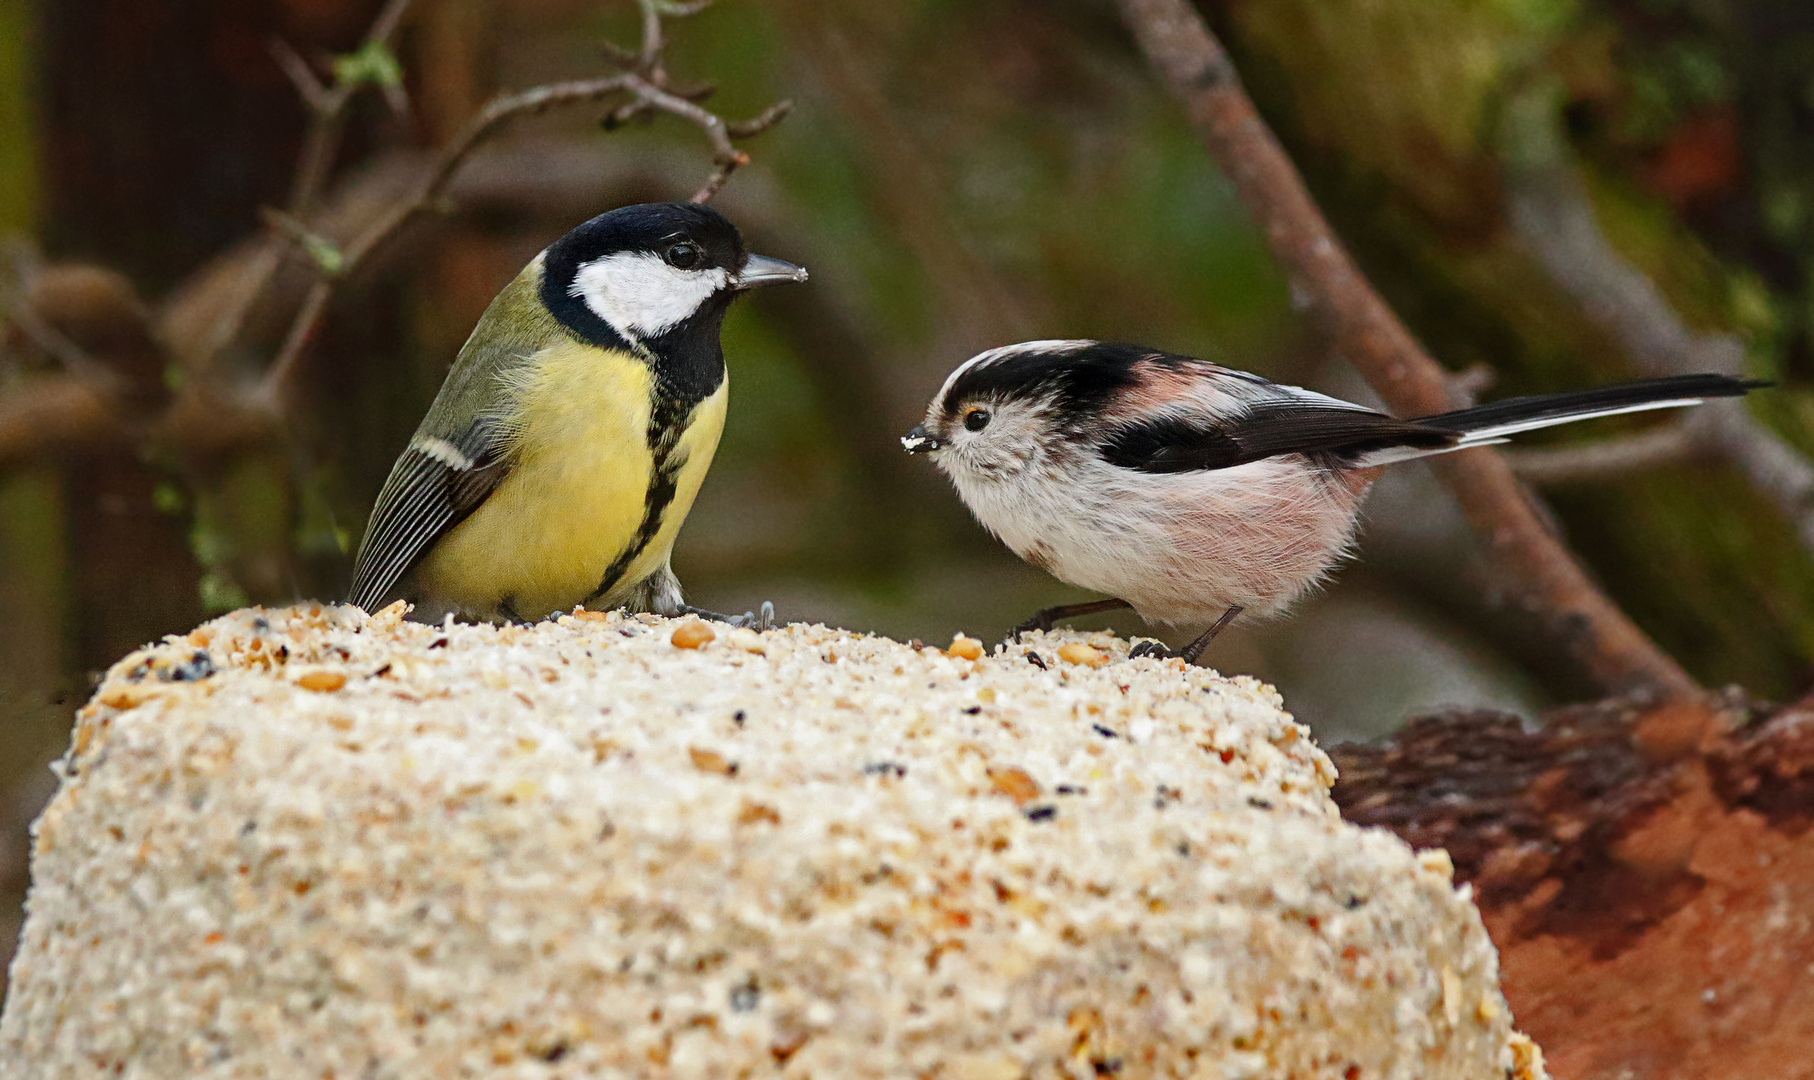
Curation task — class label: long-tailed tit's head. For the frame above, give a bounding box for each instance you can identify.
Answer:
[900,340,1148,477]
[901,340,1251,477]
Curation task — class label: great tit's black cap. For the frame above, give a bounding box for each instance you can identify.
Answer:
[545,202,748,282]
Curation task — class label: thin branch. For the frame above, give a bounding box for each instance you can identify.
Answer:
[282,0,418,217]
[635,0,715,79]
[258,281,335,410]
[253,75,633,408]
[638,0,667,78]
[1505,420,1705,485]
[1112,0,1698,700]
[256,5,793,407]
[617,74,792,201]
[270,38,332,113]
[257,208,345,276]
[1500,92,1814,554]
[198,0,419,379]
[2,297,120,393]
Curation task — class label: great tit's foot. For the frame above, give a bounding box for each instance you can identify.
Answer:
[731,601,777,631]
[1010,598,1133,640]
[686,601,776,631]
[681,604,751,626]
[1128,639,1172,660]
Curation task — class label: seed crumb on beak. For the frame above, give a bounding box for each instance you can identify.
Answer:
[901,425,942,454]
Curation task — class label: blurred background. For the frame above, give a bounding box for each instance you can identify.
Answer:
[3,0,1814,979]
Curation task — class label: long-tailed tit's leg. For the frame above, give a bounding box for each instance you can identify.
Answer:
[1129,606,1244,664]
[1012,597,1132,637]
[1179,606,1243,665]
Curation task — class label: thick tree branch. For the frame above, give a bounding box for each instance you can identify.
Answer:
[1111,0,1697,700]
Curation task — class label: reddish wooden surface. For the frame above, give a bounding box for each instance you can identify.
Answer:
[1336,700,1814,1079]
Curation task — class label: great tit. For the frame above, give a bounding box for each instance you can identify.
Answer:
[349,202,808,623]
[902,339,1758,663]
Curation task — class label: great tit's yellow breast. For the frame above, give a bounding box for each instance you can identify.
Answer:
[416,340,725,619]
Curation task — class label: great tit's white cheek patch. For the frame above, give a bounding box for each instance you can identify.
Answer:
[571,251,729,338]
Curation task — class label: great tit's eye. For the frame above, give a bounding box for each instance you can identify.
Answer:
[963,408,992,432]
[664,242,704,270]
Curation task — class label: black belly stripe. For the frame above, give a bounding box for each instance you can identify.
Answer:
[588,398,691,603]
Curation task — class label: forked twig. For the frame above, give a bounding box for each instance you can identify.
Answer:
[279,0,417,217]
[253,0,792,408]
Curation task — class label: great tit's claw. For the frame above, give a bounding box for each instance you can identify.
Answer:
[681,604,750,627]
[713,601,777,631]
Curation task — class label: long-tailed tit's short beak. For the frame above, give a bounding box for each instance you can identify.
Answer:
[901,424,943,454]
[733,253,809,290]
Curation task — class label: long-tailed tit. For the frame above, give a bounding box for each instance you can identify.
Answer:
[902,340,1758,663]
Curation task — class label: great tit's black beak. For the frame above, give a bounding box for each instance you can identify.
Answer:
[901,424,943,454]
[734,254,809,290]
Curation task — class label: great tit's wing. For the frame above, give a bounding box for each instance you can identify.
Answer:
[348,416,511,611]
[1099,399,1458,473]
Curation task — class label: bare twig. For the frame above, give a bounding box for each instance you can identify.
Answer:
[253,75,635,406]
[1506,420,1705,485]
[256,2,792,407]
[193,0,419,381]
[270,38,332,114]
[1500,94,1814,553]
[282,0,417,217]
[1112,0,1698,700]
[2,297,119,393]
[634,0,715,79]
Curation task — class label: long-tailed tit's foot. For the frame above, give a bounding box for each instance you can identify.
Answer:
[1010,597,1132,639]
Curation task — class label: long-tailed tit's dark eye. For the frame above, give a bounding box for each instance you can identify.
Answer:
[964,408,992,432]
[665,242,703,270]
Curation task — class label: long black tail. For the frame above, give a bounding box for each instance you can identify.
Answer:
[1424,373,1761,438]
[1352,373,1762,468]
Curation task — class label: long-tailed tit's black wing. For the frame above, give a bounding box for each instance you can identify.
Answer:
[348,417,511,611]
[1099,399,1457,474]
